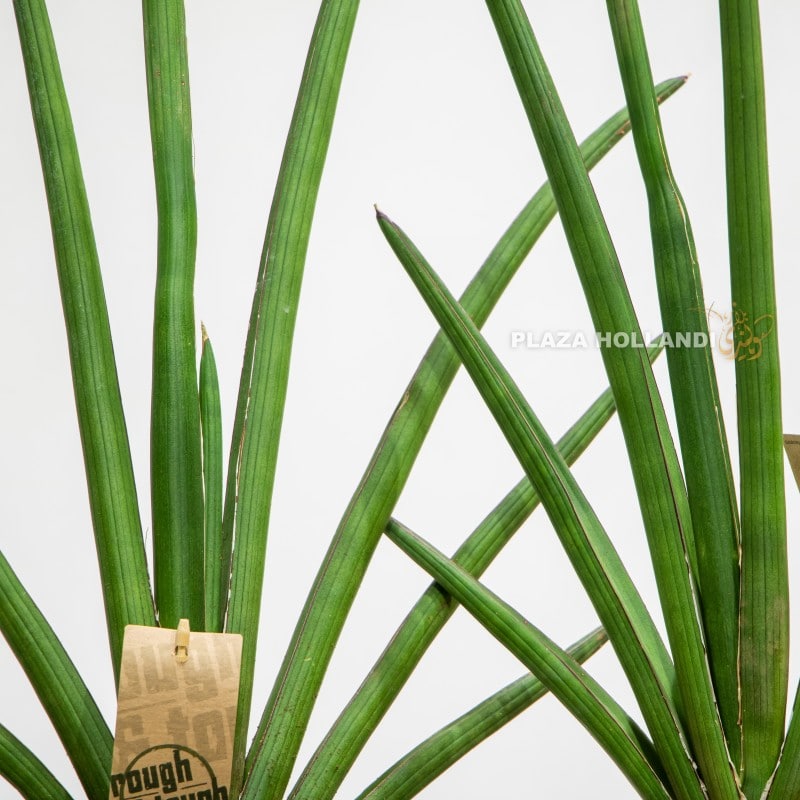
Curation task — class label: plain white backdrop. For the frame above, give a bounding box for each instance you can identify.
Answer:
[1,1,800,798]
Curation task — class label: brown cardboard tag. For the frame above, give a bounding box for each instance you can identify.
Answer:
[108,623,242,800]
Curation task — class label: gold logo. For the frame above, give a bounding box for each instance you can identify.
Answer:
[705,303,774,362]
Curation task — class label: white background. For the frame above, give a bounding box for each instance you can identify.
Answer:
[1,1,800,798]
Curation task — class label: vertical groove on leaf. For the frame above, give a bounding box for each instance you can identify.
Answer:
[12,0,155,680]
[605,0,741,765]
[143,0,205,630]
[0,552,113,800]
[482,0,739,795]
[200,328,224,632]
[354,629,608,800]
[0,724,74,800]
[246,80,683,800]
[222,1,361,790]
[719,0,787,793]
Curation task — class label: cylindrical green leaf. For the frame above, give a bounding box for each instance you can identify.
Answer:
[200,327,224,632]
[143,0,205,630]
[605,0,742,765]
[0,724,73,800]
[355,629,608,800]
[223,1,362,790]
[386,522,670,800]
[719,0,787,793]
[0,552,112,800]
[12,0,155,680]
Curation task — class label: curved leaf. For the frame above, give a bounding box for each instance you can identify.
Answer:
[11,0,155,680]
[223,0,362,790]
[386,522,670,800]
[0,724,73,800]
[355,629,607,800]
[0,552,112,800]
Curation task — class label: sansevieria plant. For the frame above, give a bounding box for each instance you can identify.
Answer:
[1,0,799,798]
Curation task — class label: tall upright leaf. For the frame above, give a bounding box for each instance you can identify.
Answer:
[143,0,205,630]
[0,552,113,800]
[242,80,684,800]
[222,0,362,786]
[200,327,224,632]
[12,0,155,679]
[719,0,787,793]
[481,1,738,795]
[605,0,741,762]
[378,210,708,800]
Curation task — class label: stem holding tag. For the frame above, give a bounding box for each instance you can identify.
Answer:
[175,618,190,663]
